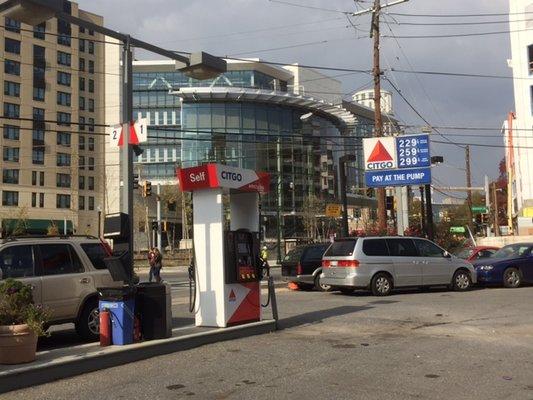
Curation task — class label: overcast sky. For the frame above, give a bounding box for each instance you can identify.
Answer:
[79,0,515,201]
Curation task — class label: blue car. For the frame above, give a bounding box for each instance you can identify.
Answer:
[473,243,533,288]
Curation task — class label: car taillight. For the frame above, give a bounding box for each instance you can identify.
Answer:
[296,262,303,275]
[322,260,331,268]
[337,260,359,268]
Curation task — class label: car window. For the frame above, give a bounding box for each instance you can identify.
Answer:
[362,239,389,256]
[477,249,496,259]
[0,245,35,278]
[39,244,84,276]
[284,247,305,262]
[386,238,418,257]
[456,248,473,259]
[324,239,358,257]
[493,244,532,258]
[80,243,108,270]
[414,239,444,258]
[303,245,328,260]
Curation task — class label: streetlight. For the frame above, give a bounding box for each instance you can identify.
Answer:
[97,205,102,238]
[3,0,226,278]
[339,154,356,237]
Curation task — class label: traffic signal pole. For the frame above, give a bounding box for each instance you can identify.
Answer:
[157,183,162,251]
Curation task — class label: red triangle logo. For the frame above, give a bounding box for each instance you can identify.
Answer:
[229,290,236,302]
[367,140,393,162]
[117,127,124,147]
[129,122,140,145]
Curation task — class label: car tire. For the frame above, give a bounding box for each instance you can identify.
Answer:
[314,274,332,292]
[339,288,355,295]
[75,298,100,342]
[503,267,521,288]
[371,273,393,296]
[452,270,472,291]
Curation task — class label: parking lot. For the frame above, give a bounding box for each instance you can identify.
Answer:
[7,281,533,400]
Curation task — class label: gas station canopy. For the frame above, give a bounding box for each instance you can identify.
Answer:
[177,164,270,193]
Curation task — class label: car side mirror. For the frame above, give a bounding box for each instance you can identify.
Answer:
[443,251,452,259]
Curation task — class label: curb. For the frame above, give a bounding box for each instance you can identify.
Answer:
[0,320,277,394]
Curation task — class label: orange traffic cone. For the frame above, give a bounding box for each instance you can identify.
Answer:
[288,282,300,291]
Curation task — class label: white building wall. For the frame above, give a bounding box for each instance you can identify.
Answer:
[507,0,533,216]
[104,37,122,214]
[283,64,343,104]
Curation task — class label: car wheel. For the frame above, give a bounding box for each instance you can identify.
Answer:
[452,270,471,291]
[503,268,521,288]
[339,288,355,295]
[371,273,393,296]
[314,274,332,292]
[75,298,100,342]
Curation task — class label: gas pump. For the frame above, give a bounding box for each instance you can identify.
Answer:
[178,164,270,327]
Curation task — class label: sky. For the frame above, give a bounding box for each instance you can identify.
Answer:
[78,0,516,201]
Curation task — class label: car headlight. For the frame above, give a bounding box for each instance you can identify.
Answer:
[478,265,494,271]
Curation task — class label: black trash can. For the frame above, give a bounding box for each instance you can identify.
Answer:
[136,283,172,340]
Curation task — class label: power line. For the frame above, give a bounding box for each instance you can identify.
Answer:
[388,11,533,18]
[267,0,351,14]
[389,18,533,26]
[383,27,532,39]
[228,39,330,57]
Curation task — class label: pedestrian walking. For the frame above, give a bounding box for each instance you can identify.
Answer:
[153,248,163,283]
[148,247,157,282]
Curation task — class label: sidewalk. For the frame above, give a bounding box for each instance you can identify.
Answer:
[0,319,277,394]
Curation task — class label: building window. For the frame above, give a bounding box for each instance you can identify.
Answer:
[39,193,44,208]
[5,38,20,54]
[32,192,37,208]
[2,191,18,206]
[56,153,71,167]
[57,132,71,147]
[5,17,21,33]
[88,60,94,74]
[79,116,86,131]
[79,136,86,150]
[88,79,94,93]
[32,171,37,185]
[3,125,19,140]
[34,22,46,39]
[88,41,94,54]
[4,103,20,118]
[57,112,71,126]
[88,196,95,210]
[88,157,95,171]
[88,137,95,151]
[57,19,71,46]
[89,29,94,36]
[4,59,20,76]
[56,173,71,188]
[88,176,94,190]
[79,38,85,52]
[79,58,85,71]
[79,196,85,210]
[57,71,71,86]
[57,91,71,106]
[57,51,71,66]
[79,77,85,91]
[79,175,85,190]
[88,118,95,131]
[32,149,44,165]
[79,156,85,170]
[2,169,19,184]
[88,99,95,112]
[56,194,71,209]
[39,171,44,186]
[33,87,45,102]
[4,81,20,97]
[79,96,85,110]
[3,147,19,162]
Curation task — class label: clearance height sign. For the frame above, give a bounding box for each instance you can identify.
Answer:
[363,135,431,188]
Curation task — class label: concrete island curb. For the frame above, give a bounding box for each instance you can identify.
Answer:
[0,319,277,394]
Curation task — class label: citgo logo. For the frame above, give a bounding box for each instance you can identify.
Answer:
[220,171,243,182]
[366,140,394,170]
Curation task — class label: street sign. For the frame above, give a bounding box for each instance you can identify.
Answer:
[363,137,397,170]
[108,124,122,147]
[364,134,432,188]
[396,135,430,169]
[450,226,466,233]
[108,119,149,147]
[325,204,342,218]
[365,167,431,187]
[134,118,148,143]
[472,206,488,213]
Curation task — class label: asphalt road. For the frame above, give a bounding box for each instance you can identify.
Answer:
[8,283,533,399]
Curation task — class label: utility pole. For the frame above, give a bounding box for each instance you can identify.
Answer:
[493,182,500,237]
[419,186,426,234]
[425,184,434,241]
[276,137,283,264]
[485,175,490,237]
[465,146,473,229]
[157,183,162,251]
[352,0,409,232]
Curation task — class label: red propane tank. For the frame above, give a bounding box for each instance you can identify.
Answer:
[99,308,111,347]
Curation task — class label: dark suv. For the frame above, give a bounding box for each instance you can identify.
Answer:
[281,243,330,291]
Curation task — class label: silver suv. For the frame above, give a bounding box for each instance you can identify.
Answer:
[0,236,119,340]
[320,237,476,296]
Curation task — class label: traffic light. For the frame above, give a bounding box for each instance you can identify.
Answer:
[151,221,158,231]
[133,173,139,190]
[142,180,152,197]
[481,213,489,224]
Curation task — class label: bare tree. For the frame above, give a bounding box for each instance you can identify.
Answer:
[302,195,324,241]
